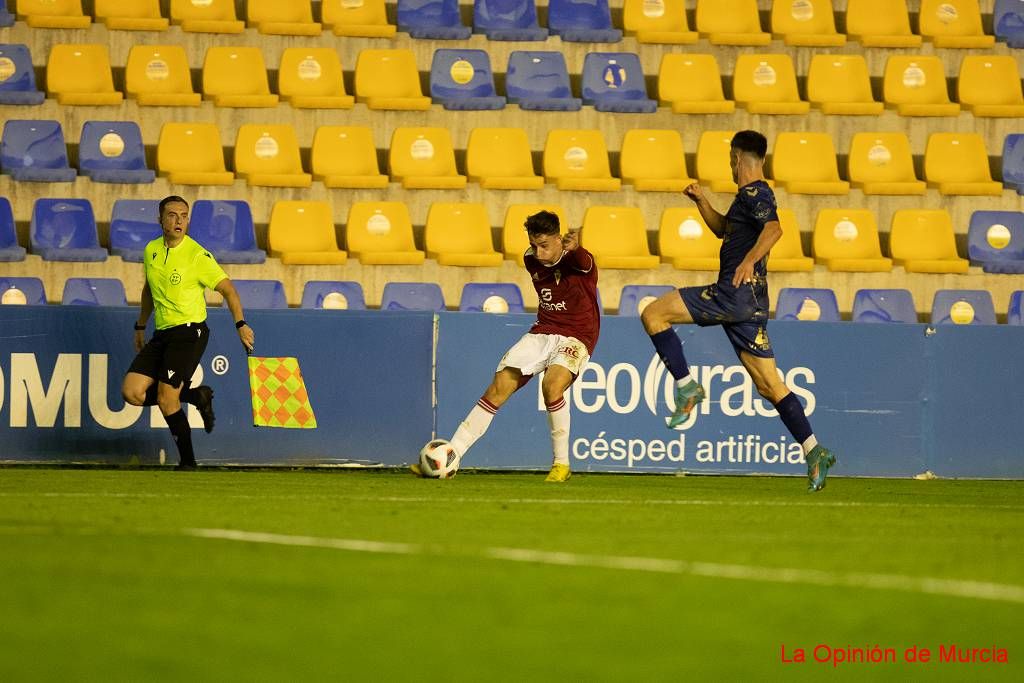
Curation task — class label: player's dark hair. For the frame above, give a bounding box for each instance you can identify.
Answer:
[525,210,560,237]
[159,195,189,218]
[730,131,768,160]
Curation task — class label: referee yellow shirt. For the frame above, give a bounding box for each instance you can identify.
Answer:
[143,236,228,330]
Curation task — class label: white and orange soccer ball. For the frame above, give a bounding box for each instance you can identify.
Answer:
[418,439,460,479]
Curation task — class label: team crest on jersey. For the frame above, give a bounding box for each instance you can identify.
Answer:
[754,202,773,219]
[745,186,759,197]
[169,272,181,285]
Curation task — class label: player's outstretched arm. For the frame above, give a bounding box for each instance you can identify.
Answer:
[683,183,726,238]
[214,278,255,352]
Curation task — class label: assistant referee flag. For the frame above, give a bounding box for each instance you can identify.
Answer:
[248,357,317,429]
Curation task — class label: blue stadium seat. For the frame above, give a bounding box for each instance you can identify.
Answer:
[31,199,107,262]
[380,282,445,311]
[79,121,155,184]
[61,277,128,306]
[473,0,547,41]
[459,283,525,313]
[430,49,506,110]
[548,0,622,42]
[1008,291,1023,325]
[226,280,288,309]
[995,0,1024,47]
[618,285,673,316]
[852,289,917,324]
[775,288,841,322]
[300,281,367,310]
[0,1,13,27]
[506,51,582,111]
[0,44,45,104]
[0,120,77,182]
[581,52,657,113]
[931,290,997,325]
[1003,134,1024,194]
[110,199,161,262]
[0,197,26,261]
[0,277,46,305]
[968,211,1024,274]
[398,0,471,39]
[188,200,266,264]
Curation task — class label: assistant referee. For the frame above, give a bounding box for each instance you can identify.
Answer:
[121,196,255,469]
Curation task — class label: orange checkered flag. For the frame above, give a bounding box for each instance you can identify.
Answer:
[247,357,318,429]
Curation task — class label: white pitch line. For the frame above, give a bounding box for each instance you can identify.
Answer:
[187,528,419,555]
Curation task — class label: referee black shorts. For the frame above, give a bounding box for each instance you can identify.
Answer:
[128,321,210,389]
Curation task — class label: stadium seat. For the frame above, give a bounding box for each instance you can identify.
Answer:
[968,211,1024,273]
[1003,135,1024,194]
[17,0,90,28]
[581,207,659,269]
[767,209,814,272]
[696,0,770,45]
[775,288,841,322]
[459,283,526,313]
[543,129,620,192]
[806,55,883,116]
[812,209,893,272]
[931,290,996,325]
[505,51,582,111]
[389,128,467,189]
[267,201,348,265]
[657,207,719,271]
[170,0,243,33]
[924,133,1002,196]
[623,0,697,44]
[889,209,969,274]
[732,54,809,114]
[46,44,123,106]
[473,0,547,40]
[852,289,918,324]
[548,0,622,42]
[109,200,161,262]
[502,204,569,259]
[234,125,312,188]
[771,0,845,46]
[62,278,127,306]
[618,285,674,316]
[246,0,320,35]
[125,45,200,107]
[0,120,76,182]
[958,56,1024,118]
[657,54,734,114]
[0,44,46,105]
[322,0,396,37]
[882,56,959,117]
[156,123,234,186]
[0,197,25,262]
[380,283,445,311]
[0,0,12,27]
[581,52,657,113]
[1008,291,1024,325]
[79,121,155,184]
[31,199,107,262]
[846,0,921,47]
[355,49,431,110]
[188,200,266,264]
[202,47,278,108]
[430,49,506,110]
[772,133,849,195]
[466,128,543,190]
[228,280,288,310]
[94,0,168,31]
[425,203,502,266]
[345,201,426,265]
[278,48,354,109]
[847,133,926,195]
[399,0,471,39]
[300,281,367,310]
[919,0,993,48]
[620,129,693,192]
[312,127,388,189]
[995,0,1024,47]
[0,277,46,305]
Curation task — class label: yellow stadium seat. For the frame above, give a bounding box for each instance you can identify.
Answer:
[157,123,234,186]
[620,129,693,192]
[657,208,719,271]
[919,0,993,48]
[126,45,200,107]
[95,0,168,31]
[234,125,312,188]
[425,203,503,267]
[170,0,243,33]
[502,205,570,260]
[345,202,425,265]
[889,210,969,274]
[623,0,697,44]
[807,55,883,115]
[543,130,621,192]
[582,207,659,269]
[958,56,1024,118]
[697,130,739,193]
[882,56,960,117]
[696,0,771,45]
[354,50,430,111]
[767,209,814,272]
[846,0,922,47]
[733,54,810,115]
[247,0,321,35]
[312,127,388,189]
[924,133,1003,196]
[466,128,543,190]
[772,133,849,195]
[321,0,396,38]
[268,201,347,266]
[847,133,926,195]
[389,128,467,189]
[17,0,90,28]
[278,48,354,109]
[771,0,845,46]
[812,209,893,272]
[202,47,278,108]
[658,54,735,114]
[46,45,123,106]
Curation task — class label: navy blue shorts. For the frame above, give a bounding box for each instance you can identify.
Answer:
[678,283,774,358]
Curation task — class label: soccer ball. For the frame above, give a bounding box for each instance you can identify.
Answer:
[418,439,460,479]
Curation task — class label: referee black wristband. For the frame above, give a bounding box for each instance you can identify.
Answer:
[235,319,248,329]
[134,323,146,331]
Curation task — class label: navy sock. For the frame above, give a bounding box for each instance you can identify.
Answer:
[773,392,813,444]
[649,329,690,381]
[164,409,195,465]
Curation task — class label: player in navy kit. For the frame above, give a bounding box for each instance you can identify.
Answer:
[640,131,837,492]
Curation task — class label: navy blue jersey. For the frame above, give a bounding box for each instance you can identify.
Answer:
[718,180,779,288]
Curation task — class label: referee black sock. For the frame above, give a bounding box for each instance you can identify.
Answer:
[164,409,195,466]
[180,387,198,404]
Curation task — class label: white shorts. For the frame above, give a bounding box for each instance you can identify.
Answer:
[496,333,590,377]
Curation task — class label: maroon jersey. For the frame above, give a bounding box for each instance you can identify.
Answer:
[524,246,601,354]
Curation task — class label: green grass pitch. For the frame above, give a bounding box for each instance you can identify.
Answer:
[0,469,1021,681]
